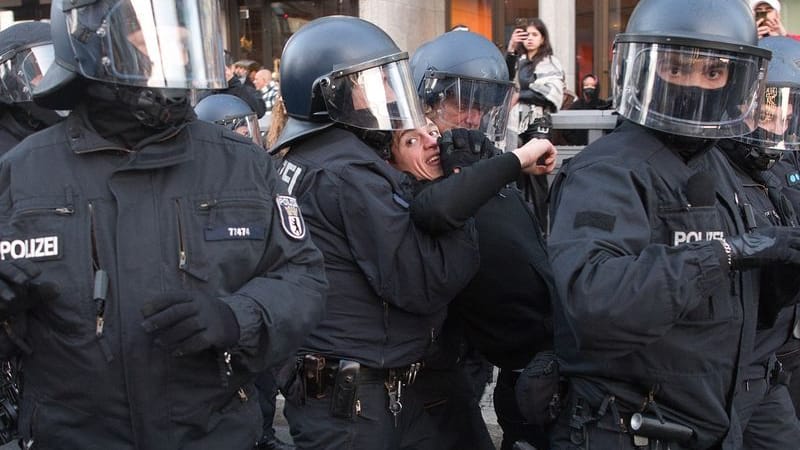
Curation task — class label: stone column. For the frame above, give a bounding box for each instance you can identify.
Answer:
[360,0,447,52]
[538,0,576,93]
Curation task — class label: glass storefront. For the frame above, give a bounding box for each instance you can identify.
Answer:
[231,0,359,75]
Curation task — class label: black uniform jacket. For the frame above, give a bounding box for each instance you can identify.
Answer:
[0,105,328,450]
[410,152,555,369]
[548,122,758,449]
[279,126,480,368]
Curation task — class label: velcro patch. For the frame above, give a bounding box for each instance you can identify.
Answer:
[275,195,306,240]
[204,226,265,241]
[574,211,616,233]
[0,235,61,261]
[787,171,800,186]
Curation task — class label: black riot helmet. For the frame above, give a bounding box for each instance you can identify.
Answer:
[410,31,514,141]
[274,16,424,153]
[0,21,64,127]
[33,0,227,111]
[612,0,771,139]
[731,37,800,170]
[195,94,262,146]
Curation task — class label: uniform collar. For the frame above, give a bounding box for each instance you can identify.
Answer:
[65,103,194,169]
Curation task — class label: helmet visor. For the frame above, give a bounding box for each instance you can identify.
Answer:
[217,113,262,146]
[737,85,800,151]
[85,0,226,89]
[0,43,54,103]
[421,73,514,141]
[613,42,768,138]
[320,59,425,131]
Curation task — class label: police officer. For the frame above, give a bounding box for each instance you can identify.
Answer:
[717,36,800,448]
[195,93,263,146]
[410,30,557,450]
[194,93,292,450]
[271,16,481,449]
[548,0,800,448]
[0,1,328,449]
[0,21,63,155]
[768,39,800,420]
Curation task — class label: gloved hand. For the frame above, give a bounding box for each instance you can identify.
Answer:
[438,128,499,175]
[141,291,240,356]
[0,259,59,318]
[725,226,800,270]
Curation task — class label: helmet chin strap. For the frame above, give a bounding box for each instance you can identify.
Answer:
[88,83,192,129]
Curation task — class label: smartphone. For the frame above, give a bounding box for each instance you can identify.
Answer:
[756,10,768,22]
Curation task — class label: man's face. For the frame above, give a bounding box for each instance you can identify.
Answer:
[435,96,482,131]
[656,52,730,89]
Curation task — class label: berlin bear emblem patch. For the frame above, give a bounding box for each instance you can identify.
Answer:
[276,195,306,240]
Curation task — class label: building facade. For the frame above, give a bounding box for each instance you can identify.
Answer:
[3,0,800,96]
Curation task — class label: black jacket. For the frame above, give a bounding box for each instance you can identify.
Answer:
[0,104,328,449]
[279,126,480,368]
[410,152,554,369]
[548,121,758,449]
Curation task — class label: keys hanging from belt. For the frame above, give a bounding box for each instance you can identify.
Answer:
[386,376,403,427]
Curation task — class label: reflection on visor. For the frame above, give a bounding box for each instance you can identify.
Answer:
[321,59,425,131]
[0,43,54,103]
[422,75,513,141]
[738,86,800,150]
[217,114,262,146]
[87,0,226,89]
[614,41,768,139]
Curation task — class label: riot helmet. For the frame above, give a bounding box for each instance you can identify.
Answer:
[195,94,262,146]
[34,0,227,110]
[278,15,423,148]
[0,21,64,127]
[612,0,771,138]
[410,31,514,141]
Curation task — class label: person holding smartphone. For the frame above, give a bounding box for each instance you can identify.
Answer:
[751,0,800,41]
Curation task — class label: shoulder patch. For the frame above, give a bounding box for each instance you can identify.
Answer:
[275,195,307,240]
[574,211,616,233]
[787,171,800,186]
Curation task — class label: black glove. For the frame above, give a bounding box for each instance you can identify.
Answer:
[141,291,240,356]
[438,128,499,175]
[725,226,800,270]
[0,259,59,318]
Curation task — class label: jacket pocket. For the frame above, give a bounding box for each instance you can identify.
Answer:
[655,205,733,323]
[173,192,271,292]
[5,194,92,335]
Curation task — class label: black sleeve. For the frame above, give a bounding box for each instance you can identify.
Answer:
[506,54,518,81]
[410,152,521,234]
[333,164,480,315]
[518,89,555,110]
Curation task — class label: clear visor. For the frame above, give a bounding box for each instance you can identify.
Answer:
[0,43,54,103]
[613,42,768,138]
[78,0,227,89]
[217,113,262,146]
[737,86,800,151]
[422,74,514,141]
[320,60,425,131]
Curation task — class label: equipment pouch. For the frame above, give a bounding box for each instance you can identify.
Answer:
[330,360,360,418]
[515,350,564,426]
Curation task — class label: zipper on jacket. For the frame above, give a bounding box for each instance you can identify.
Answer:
[89,202,107,337]
[175,200,187,269]
[17,206,74,217]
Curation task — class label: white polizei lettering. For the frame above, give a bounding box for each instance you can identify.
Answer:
[10,241,24,259]
[0,236,60,260]
[43,236,58,256]
[673,230,726,246]
[279,161,302,195]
